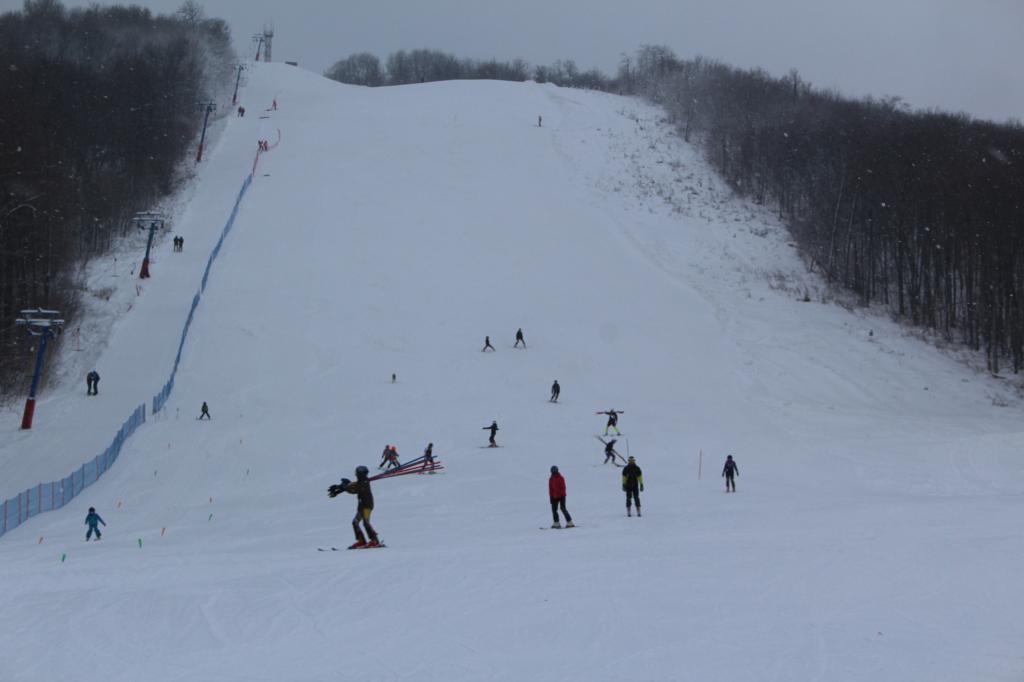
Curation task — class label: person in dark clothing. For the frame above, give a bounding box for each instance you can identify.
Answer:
[603,439,621,466]
[482,336,495,352]
[199,402,211,420]
[378,445,393,470]
[328,465,380,548]
[237,105,246,117]
[514,328,526,348]
[178,236,184,251]
[596,409,624,436]
[550,380,560,403]
[86,370,100,396]
[384,445,401,470]
[621,456,644,517]
[423,442,434,467]
[722,455,739,492]
[548,466,574,528]
[85,507,106,541]
[483,420,499,447]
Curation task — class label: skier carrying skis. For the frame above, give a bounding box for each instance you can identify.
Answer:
[514,328,526,348]
[385,445,400,470]
[199,401,211,420]
[621,456,644,517]
[603,439,621,466]
[722,454,739,492]
[548,466,574,528]
[597,409,624,436]
[423,442,434,468]
[482,336,495,352]
[483,420,499,447]
[550,380,560,403]
[328,465,381,549]
[85,507,106,541]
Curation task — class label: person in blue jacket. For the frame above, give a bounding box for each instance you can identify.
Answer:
[85,507,106,541]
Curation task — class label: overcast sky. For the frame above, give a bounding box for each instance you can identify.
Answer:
[3,0,1021,122]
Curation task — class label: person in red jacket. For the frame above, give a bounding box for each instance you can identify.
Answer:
[548,466,574,528]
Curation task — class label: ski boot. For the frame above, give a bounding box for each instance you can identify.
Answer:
[627,507,632,517]
[566,521,575,528]
[551,522,562,529]
[349,540,367,549]
[367,539,381,548]
[637,508,642,517]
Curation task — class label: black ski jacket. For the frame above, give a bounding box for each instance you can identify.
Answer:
[621,463,643,489]
[345,479,374,510]
[722,460,739,477]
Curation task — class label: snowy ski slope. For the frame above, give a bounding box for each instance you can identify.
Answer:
[2,63,1023,682]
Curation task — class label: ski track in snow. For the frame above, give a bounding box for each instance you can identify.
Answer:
[1,65,1023,682]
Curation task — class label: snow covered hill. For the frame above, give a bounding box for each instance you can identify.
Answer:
[2,63,1023,682]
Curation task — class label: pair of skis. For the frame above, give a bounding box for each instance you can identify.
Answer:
[370,453,444,481]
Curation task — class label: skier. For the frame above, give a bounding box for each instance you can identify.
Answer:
[385,445,401,471]
[86,370,100,396]
[621,456,644,517]
[482,336,495,352]
[199,401,211,420]
[328,465,381,548]
[423,442,434,470]
[548,466,574,528]
[482,420,499,447]
[391,373,396,383]
[538,115,543,127]
[722,454,739,492]
[597,409,624,436]
[85,507,106,541]
[550,379,560,403]
[514,328,526,348]
[603,438,621,466]
[237,105,245,117]
[378,445,394,470]
[177,236,184,252]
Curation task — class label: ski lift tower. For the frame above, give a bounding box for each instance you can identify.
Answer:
[252,33,265,62]
[135,210,167,279]
[15,308,65,429]
[262,26,273,63]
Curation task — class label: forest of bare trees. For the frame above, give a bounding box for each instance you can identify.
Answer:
[0,0,233,397]
[325,49,609,90]
[617,45,1024,374]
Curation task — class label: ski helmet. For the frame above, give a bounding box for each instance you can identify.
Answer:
[355,465,369,479]
[550,465,559,474]
[88,507,95,513]
[628,456,635,462]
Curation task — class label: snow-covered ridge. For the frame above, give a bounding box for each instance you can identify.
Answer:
[1,63,1022,682]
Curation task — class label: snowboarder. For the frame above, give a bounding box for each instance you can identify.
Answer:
[603,438,621,466]
[550,379,560,403]
[199,402,211,420]
[85,507,106,541]
[597,409,624,436]
[328,465,381,549]
[722,454,739,492]
[514,328,526,348]
[621,456,644,517]
[548,466,574,528]
[86,370,100,396]
[483,420,499,447]
[482,336,495,352]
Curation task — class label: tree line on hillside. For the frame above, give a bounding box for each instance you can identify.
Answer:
[617,45,1024,374]
[0,0,233,398]
[325,49,611,89]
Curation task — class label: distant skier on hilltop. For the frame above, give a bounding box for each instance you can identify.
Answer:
[722,455,739,493]
[483,420,499,447]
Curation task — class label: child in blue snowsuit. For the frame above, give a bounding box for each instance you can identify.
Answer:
[85,507,106,541]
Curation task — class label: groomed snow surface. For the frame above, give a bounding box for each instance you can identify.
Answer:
[2,63,1022,682]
